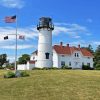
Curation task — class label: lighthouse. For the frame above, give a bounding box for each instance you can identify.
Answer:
[36,17,54,68]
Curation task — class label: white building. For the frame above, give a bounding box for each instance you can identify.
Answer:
[18,42,94,70]
[53,42,93,68]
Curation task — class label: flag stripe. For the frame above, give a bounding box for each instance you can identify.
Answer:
[19,35,25,40]
[5,15,16,23]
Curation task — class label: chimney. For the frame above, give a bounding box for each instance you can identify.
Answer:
[67,44,69,47]
[60,42,63,46]
[78,44,80,48]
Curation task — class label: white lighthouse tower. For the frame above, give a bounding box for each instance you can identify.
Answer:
[36,17,54,68]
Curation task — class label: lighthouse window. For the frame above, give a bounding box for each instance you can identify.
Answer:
[45,53,49,59]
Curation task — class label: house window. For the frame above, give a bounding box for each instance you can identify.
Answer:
[87,63,90,67]
[77,53,79,57]
[75,53,77,57]
[75,62,78,66]
[45,53,49,59]
[62,55,65,57]
[61,61,65,66]
[75,53,79,57]
[69,62,71,66]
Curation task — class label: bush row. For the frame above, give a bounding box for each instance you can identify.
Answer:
[32,65,95,70]
[32,65,72,70]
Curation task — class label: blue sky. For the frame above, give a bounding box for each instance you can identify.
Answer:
[0,0,100,62]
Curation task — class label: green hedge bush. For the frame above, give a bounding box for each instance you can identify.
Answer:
[20,71,29,77]
[61,65,72,69]
[82,65,94,70]
[4,71,15,78]
[95,64,100,70]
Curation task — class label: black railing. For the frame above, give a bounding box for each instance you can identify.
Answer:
[37,23,54,30]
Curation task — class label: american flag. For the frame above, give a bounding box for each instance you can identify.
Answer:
[19,35,25,40]
[5,15,16,23]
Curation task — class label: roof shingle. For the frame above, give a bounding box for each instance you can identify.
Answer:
[53,45,93,57]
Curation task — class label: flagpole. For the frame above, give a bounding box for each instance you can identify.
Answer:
[15,15,17,71]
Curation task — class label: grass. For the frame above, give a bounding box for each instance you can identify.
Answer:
[0,70,100,100]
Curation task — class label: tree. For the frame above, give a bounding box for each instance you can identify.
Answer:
[87,44,94,54]
[94,45,100,69]
[81,44,94,54]
[18,54,30,64]
[0,54,7,67]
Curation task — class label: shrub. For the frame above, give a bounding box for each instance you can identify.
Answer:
[95,64,100,70]
[61,65,72,69]
[42,67,49,70]
[32,67,59,70]
[6,66,14,70]
[89,67,94,70]
[4,71,15,78]
[0,66,4,69]
[51,67,59,70]
[32,67,42,70]
[20,71,29,77]
[82,65,91,70]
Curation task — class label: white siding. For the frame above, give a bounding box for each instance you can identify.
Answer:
[17,64,27,70]
[27,62,35,70]
[55,50,93,69]
[57,54,71,68]
[36,28,53,68]
[30,54,37,61]
[53,50,59,67]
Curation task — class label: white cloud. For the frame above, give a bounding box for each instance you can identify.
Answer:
[53,23,91,38]
[1,44,35,49]
[0,0,25,9]
[92,41,100,45]
[73,35,81,39]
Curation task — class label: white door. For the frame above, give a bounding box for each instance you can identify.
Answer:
[74,62,81,68]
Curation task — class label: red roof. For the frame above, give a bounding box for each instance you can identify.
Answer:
[53,45,93,57]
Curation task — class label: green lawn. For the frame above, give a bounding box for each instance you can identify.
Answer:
[0,70,100,100]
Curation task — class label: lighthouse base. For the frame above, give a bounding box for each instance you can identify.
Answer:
[36,60,53,68]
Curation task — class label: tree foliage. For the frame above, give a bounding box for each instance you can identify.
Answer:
[18,54,30,64]
[0,54,7,67]
[82,44,94,54]
[94,45,100,69]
